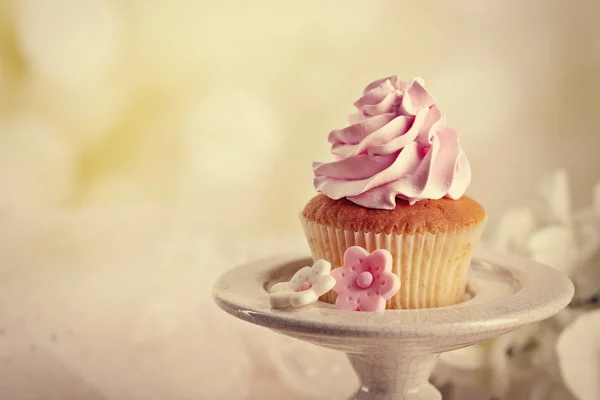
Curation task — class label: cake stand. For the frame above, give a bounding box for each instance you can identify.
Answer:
[212,248,573,400]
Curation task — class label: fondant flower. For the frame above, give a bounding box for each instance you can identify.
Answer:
[269,259,336,308]
[330,246,400,312]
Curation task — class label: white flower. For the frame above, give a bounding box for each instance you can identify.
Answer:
[435,169,600,398]
[490,169,597,276]
[488,169,600,312]
[557,310,600,400]
[269,260,335,309]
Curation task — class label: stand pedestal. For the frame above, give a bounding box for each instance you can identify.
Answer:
[348,353,440,400]
[213,249,573,400]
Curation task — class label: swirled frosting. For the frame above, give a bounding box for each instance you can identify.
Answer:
[313,76,471,209]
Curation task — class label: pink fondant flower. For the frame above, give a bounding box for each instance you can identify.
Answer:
[330,246,400,312]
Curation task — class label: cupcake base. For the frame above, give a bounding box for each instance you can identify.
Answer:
[300,215,486,309]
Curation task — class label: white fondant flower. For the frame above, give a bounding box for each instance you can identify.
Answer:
[269,260,335,308]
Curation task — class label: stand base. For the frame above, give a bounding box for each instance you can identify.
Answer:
[348,353,440,400]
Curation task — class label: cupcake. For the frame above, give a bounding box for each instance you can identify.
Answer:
[300,76,486,309]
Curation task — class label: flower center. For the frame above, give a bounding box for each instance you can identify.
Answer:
[297,281,312,292]
[356,271,374,289]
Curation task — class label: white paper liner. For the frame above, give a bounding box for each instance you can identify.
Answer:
[300,215,487,309]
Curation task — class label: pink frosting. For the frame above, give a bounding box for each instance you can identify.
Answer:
[313,76,471,209]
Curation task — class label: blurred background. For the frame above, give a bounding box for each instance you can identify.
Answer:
[1,1,599,399]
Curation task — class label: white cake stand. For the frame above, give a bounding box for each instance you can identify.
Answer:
[212,248,573,400]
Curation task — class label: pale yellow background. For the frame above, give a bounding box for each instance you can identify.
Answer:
[1,0,599,237]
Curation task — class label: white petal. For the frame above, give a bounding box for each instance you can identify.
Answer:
[269,292,292,308]
[557,310,600,400]
[289,266,312,285]
[489,206,536,253]
[526,225,578,274]
[311,275,336,297]
[269,282,292,294]
[289,290,318,308]
[532,169,571,225]
[310,259,331,277]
